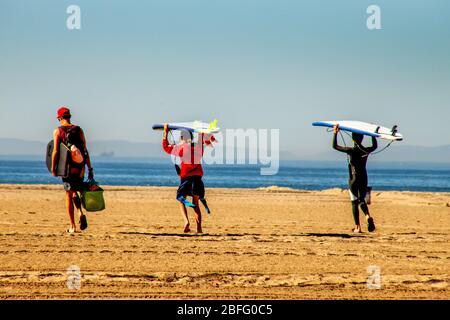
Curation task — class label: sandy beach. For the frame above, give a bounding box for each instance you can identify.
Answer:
[0,184,449,300]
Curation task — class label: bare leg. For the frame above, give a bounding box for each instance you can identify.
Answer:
[73,193,88,230]
[65,191,76,232]
[192,195,202,233]
[178,201,190,233]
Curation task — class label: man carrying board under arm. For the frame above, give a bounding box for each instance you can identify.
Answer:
[51,107,94,233]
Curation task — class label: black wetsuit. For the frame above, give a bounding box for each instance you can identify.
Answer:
[333,133,377,202]
[333,133,377,226]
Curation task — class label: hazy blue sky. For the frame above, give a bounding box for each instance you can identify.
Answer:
[1,0,449,156]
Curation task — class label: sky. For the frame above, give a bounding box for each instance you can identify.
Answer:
[1,0,449,157]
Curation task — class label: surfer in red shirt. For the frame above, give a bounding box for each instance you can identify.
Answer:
[162,123,216,233]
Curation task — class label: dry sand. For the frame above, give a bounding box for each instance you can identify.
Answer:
[0,184,449,299]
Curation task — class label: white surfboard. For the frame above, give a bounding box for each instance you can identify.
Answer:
[152,120,220,134]
[312,120,403,141]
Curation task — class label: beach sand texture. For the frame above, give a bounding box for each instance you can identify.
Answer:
[0,184,449,299]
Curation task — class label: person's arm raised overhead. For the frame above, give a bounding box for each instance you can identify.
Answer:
[366,136,378,153]
[162,123,183,157]
[332,124,351,153]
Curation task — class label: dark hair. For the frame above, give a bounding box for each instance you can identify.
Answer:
[62,114,71,120]
[352,132,363,143]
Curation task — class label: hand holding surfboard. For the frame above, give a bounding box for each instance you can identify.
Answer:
[333,124,340,134]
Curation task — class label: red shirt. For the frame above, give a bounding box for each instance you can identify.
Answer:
[162,134,215,179]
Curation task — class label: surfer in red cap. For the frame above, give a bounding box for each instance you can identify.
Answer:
[332,124,377,233]
[52,106,94,233]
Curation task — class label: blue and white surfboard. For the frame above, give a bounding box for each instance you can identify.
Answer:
[152,120,220,134]
[312,120,403,141]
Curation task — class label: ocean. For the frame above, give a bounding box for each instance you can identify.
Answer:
[1,156,450,192]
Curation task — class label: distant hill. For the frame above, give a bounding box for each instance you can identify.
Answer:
[0,138,449,163]
[89,140,164,158]
[300,144,450,163]
[0,138,164,158]
[0,138,300,161]
[0,139,48,156]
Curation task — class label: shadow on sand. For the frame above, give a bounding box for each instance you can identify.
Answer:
[118,232,244,237]
[302,232,364,239]
[119,231,363,239]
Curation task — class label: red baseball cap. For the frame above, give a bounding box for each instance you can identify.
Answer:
[57,106,71,119]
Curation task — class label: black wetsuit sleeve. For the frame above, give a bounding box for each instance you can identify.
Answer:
[365,136,378,153]
[332,132,352,153]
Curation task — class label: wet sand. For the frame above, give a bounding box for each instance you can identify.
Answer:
[0,184,449,299]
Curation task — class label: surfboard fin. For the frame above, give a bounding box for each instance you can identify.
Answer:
[209,119,217,131]
[391,125,398,136]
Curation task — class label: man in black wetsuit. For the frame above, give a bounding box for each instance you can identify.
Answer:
[332,124,377,233]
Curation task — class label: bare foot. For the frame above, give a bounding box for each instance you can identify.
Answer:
[352,227,362,233]
[183,223,191,233]
[197,227,203,234]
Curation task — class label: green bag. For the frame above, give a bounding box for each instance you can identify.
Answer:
[80,180,105,212]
